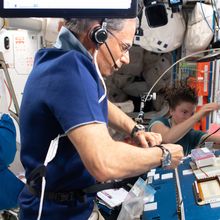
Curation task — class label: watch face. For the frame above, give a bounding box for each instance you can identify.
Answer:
[136,124,145,130]
[162,150,172,167]
[131,124,146,138]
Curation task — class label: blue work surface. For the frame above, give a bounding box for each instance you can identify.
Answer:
[177,156,220,220]
[143,169,179,220]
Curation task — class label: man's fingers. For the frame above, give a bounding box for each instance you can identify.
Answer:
[144,132,162,146]
[134,131,162,148]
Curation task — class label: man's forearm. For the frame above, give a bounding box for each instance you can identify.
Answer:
[108,100,136,135]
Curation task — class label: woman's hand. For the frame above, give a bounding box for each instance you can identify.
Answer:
[195,103,220,120]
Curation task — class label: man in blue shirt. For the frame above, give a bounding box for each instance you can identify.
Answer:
[19,18,183,220]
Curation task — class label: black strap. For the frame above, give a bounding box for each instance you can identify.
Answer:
[83,176,139,194]
[135,9,143,36]
[26,165,46,187]
[27,184,86,203]
[27,165,140,203]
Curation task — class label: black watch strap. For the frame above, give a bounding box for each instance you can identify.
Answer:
[154,145,166,153]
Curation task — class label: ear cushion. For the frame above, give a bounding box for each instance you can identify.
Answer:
[90,26,108,44]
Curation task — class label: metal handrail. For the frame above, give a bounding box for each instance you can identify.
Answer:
[0,52,19,124]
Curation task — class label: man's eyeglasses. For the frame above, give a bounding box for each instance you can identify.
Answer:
[107,30,132,54]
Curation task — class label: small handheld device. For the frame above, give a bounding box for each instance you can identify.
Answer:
[191,147,215,168]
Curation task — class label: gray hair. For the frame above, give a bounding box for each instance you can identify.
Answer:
[64,18,126,35]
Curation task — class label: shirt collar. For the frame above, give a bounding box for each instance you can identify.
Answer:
[54,26,92,61]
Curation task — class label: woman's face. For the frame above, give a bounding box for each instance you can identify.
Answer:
[170,101,196,124]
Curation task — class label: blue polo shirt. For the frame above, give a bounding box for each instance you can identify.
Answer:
[19,27,108,220]
[148,117,206,155]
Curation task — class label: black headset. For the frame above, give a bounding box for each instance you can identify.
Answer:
[90,20,119,69]
[90,21,108,45]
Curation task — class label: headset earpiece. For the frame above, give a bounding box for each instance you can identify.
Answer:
[90,21,108,45]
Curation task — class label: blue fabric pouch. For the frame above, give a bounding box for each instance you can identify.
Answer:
[0,114,16,169]
[0,114,24,210]
[0,168,24,209]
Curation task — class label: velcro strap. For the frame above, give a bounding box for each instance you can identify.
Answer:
[27,185,86,203]
[26,165,46,186]
[83,177,138,194]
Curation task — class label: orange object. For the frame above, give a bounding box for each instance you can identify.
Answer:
[187,62,210,132]
[187,62,210,96]
[194,97,208,131]
[196,62,210,96]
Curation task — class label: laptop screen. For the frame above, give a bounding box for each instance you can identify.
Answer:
[1,0,137,18]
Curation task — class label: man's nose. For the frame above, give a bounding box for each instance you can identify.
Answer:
[120,52,130,64]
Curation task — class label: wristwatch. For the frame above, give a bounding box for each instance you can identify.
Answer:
[155,145,172,168]
[130,124,145,138]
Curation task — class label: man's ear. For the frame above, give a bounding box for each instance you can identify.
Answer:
[89,22,108,45]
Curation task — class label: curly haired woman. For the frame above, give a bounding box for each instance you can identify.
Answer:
[148,82,220,155]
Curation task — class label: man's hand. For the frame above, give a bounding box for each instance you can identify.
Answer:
[161,144,184,169]
[134,131,162,148]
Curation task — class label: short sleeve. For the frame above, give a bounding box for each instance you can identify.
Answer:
[148,117,170,131]
[46,52,107,132]
[190,129,206,147]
